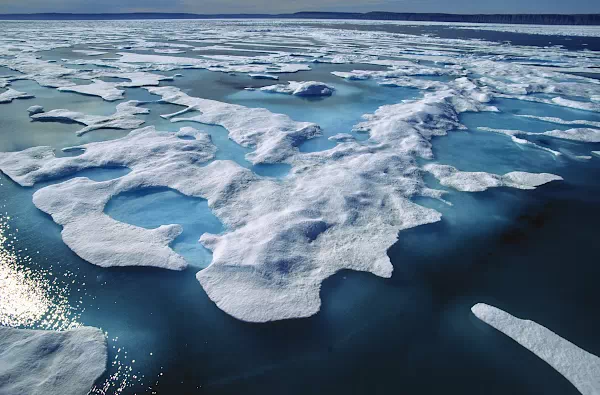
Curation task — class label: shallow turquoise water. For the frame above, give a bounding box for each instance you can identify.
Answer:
[105,188,224,268]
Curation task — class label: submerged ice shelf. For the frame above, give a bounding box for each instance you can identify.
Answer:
[0,20,599,326]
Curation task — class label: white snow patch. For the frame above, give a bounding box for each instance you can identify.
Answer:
[149,86,322,164]
[0,88,33,104]
[259,81,335,97]
[543,128,600,143]
[31,101,148,136]
[0,325,107,395]
[472,303,600,395]
[425,164,562,192]
[249,73,279,80]
[72,49,108,56]
[57,80,123,101]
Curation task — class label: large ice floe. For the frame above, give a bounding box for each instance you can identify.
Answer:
[1,19,599,323]
[472,304,600,395]
[0,325,107,395]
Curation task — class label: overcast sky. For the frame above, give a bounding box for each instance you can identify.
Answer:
[1,0,599,14]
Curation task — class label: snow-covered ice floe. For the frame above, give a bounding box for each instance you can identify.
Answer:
[150,86,321,164]
[0,88,33,104]
[256,81,335,97]
[472,304,600,395]
[248,73,279,80]
[0,325,107,395]
[425,164,562,192]
[0,126,215,270]
[30,101,148,136]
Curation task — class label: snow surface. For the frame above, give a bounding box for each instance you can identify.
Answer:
[150,86,322,164]
[424,164,562,192]
[1,126,215,270]
[479,126,600,144]
[57,80,124,101]
[0,325,107,395]
[543,128,600,143]
[31,100,148,136]
[0,88,33,104]
[249,74,279,80]
[258,81,335,97]
[472,303,600,395]
[27,105,44,115]
[72,49,107,56]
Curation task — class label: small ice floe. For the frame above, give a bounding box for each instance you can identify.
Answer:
[30,100,148,136]
[0,325,107,395]
[517,114,600,129]
[424,164,562,192]
[27,105,44,115]
[72,49,108,56]
[543,128,600,143]
[248,73,279,80]
[328,133,355,142]
[472,303,600,395]
[57,79,123,101]
[259,81,335,97]
[0,88,33,104]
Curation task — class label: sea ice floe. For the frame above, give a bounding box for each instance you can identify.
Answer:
[1,126,215,270]
[0,55,77,88]
[0,325,107,395]
[249,73,279,80]
[472,303,600,395]
[149,86,322,164]
[331,61,459,81]
[30,100,148,136]
[516,115,600,129]
[328,133,355,142]
[0,88,33,104]
[115,52,311,74]
[57,80,124,101]
[424,164,562,192]
[257,81,335,97]
[72,49,108,56]
[27,105,44,115]
[93,71,172,88]
[479,126,600,144]
[543,128,600,143]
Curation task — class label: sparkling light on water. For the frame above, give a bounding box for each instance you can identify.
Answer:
[0,211,148,394]
[0,213,81,330]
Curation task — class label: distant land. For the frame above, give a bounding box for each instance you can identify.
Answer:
[0,12,599,25]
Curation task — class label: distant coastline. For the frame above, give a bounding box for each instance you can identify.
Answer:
[0,12,599,25]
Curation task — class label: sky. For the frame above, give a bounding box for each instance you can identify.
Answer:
[1,0,599,15]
